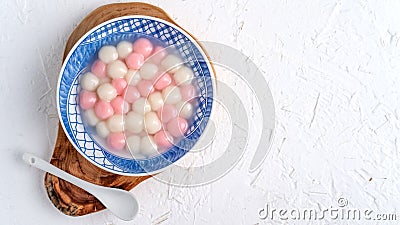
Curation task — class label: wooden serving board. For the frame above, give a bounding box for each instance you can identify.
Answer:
[44,2,208,217]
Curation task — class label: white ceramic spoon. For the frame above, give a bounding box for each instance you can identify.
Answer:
[22,153,139,221]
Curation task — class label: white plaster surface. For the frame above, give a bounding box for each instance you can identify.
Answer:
[1,0,400,224]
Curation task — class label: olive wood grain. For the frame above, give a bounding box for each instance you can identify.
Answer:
[44,2,198,217]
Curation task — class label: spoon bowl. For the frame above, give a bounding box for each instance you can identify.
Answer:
[22,153,139,221]
[93,185,139,221]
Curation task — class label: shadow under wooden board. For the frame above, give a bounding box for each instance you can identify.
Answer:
[44,2,213,217]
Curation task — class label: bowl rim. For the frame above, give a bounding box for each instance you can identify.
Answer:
[57,15,216,176]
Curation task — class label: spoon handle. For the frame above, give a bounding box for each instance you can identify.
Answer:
[22,153,97,193]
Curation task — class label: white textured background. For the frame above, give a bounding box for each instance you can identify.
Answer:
[1,0,400,224]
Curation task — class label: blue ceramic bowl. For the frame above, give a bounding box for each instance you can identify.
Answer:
[57,16,214,176]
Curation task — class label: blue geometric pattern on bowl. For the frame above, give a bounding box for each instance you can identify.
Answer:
[58,16,213,175]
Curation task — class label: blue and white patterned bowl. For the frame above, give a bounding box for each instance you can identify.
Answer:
[57,16,214,176]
